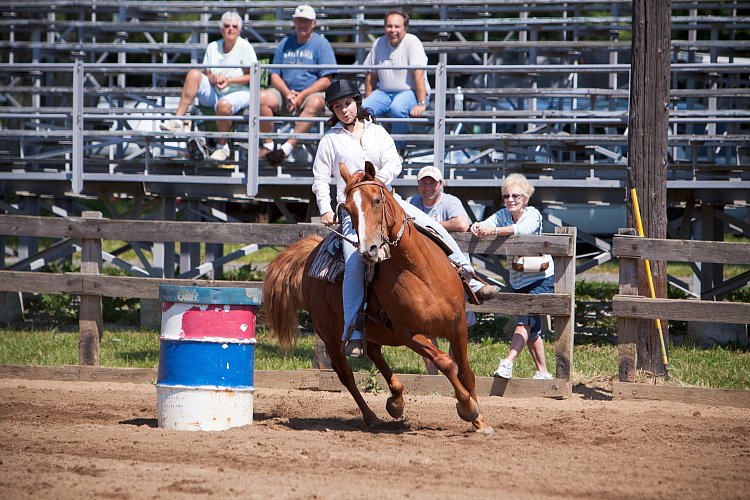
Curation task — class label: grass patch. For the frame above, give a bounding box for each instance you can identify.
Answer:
[2,326,747,389]
[586,258,749,279]
[668,343,750,390]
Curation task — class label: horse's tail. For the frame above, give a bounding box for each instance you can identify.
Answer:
[262,235,323,354]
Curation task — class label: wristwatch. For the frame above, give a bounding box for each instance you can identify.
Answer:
[417,99,426,106]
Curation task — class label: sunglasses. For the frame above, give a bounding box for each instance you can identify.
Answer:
[502,193,524,201]
[223,24,239,30]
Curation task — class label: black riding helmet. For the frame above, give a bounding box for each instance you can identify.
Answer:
[325,79,361,108]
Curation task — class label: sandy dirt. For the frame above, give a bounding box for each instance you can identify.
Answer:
[0,378,748,499]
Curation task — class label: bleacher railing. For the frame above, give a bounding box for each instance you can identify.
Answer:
[2,58,749,196]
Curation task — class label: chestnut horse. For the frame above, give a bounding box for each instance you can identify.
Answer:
[263,161,491,432]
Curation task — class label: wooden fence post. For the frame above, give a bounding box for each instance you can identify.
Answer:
[616,228,639,382]
[79,211,103,365]
[553,226,576,391]
[627,0,671,376]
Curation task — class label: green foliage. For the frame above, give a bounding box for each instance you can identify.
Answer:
[223,263,266,281]
[24,261,79,323]
[25,263,141,326]
[361,366,383,394]
[576,280,618,301]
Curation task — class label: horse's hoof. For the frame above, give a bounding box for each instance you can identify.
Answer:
[472,414,493,434]
[363,414,383,427]
[475,425,495,435]
[456,399,480,422]
[386,396,405,419]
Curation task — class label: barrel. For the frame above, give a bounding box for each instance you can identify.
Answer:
[156,285,262,431]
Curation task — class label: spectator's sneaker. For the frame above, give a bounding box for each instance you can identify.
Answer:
[265,148,287,166]
[160,118,189,133]
[259,146,273,159]
[209,145,231,162]
[493,359,513,379]
[187,136,210,160]
[532,371,553,380]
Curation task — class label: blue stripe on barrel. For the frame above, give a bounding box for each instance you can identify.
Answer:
[158,339,255,388]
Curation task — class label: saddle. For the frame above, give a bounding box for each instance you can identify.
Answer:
[308,224,486,305]
[308,231,345,284]
[413,224,453,256]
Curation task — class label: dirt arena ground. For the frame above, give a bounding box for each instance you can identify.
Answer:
[1,378,748,499]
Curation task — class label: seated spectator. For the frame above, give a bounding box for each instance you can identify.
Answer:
[261,5,337,166]
[408,165,476,375]
[161,11,257,162]
[362,10,429,153]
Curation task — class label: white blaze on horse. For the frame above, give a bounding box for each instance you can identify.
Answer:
[263,161,492,433]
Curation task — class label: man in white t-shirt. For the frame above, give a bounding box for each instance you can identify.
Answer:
[408,165,476,375]
[161,11,258,162]
[362,10,430,151]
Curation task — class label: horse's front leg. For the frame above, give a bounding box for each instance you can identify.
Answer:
[321,337,381,427]
[407,332,479,424]
[366,343,405,419]
[449,336,494,434]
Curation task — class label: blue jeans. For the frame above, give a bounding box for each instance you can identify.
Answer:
[362,89,421,150]
[341,193,481,341]
[512,275,554,341]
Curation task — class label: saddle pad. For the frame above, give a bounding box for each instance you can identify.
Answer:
[308,231,345,284]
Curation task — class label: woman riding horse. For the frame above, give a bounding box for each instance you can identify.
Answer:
[311,79,500,357]
[263,160,493,432]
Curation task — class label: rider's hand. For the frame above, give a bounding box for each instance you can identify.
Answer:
[320,211,335,226]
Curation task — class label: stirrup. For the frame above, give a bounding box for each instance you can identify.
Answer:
[343,339,365,358]
[341,309,367,357]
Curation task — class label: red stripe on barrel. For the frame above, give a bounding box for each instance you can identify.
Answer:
[178,305,256,340]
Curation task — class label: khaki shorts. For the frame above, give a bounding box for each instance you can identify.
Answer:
[266,87,325,115]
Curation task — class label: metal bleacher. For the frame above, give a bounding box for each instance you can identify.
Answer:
[1,0,748,224]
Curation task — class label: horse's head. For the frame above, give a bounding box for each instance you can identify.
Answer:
[340,161,403,264]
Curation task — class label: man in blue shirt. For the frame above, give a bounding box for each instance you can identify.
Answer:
[261,5,337,165]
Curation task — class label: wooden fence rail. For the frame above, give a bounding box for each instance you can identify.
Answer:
[0,213,576,395]
[612,232,750,407]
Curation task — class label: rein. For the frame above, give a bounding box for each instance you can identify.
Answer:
[323,204,359,247]
[350,180,413,249]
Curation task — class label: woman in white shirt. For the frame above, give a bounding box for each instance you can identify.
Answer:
[470,174,554,380]
[313,80,499,357]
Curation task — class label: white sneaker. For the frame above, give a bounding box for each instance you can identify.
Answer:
[493,359,513,379]
[160,118,189,133]
[209,146,231,161]
[532,371,553,380]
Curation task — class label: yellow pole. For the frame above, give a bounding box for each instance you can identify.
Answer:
[630,188,670,372]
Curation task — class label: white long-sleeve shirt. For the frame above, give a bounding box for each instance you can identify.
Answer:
[312,119,402,216]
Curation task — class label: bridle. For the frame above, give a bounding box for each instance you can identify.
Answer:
[348,180,413,250]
